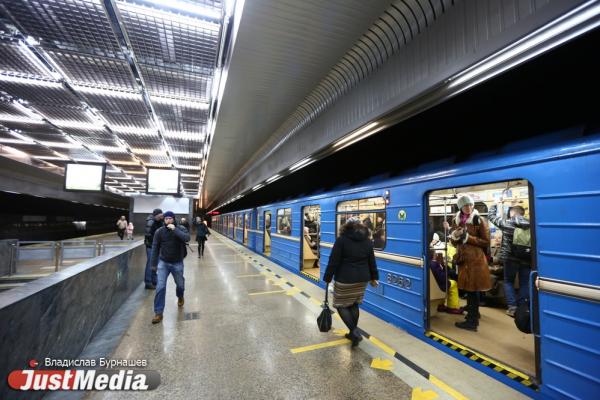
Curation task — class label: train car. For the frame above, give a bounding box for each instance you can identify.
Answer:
[212,132,600,399]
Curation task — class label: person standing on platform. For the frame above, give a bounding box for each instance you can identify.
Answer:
[144,208,163,289]
[444,195,491,332]
[126,222,134,240]
[194,217,210,258]
[151,211,190,324]
[180,217,190,232]
[116,216,127,240]
[323,217,379,347]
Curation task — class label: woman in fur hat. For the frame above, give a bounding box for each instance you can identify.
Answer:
[443,195,491,331]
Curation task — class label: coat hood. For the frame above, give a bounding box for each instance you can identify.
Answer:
[342,223,370,242]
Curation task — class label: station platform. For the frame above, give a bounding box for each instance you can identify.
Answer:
[55,232,531,400]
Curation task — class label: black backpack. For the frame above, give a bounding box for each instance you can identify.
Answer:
[144,216,155,247]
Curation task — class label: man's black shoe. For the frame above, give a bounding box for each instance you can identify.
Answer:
[145,284,156,290]
[455,321,478,331]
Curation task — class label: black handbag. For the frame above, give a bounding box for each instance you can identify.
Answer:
[514,298,532,334]
[317,283,332,332]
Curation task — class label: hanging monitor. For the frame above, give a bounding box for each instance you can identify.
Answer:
[64,163,106,192]
[147,168,180,195]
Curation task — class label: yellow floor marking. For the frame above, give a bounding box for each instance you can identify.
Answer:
[333,329,348,336]
[248,289,286,296]
[412,387,439,400]
[236,274,263,278]
[290,338,350,354]
[286,287,301,296]
[368,336,397,356]
[371,358,394,371]
[334,313,342,321]
[429,375,469,400]
[310,298,322,306]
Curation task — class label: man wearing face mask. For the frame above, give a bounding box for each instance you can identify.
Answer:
[150,211,191,324]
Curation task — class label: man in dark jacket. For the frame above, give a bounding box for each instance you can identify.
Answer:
[324,217,379,346]
[144,208,163,289]
[488,203,531,317]
[151,211,190,324]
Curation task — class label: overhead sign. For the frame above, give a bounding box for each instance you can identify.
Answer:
[64,163,106,192]
[147,169,179,195]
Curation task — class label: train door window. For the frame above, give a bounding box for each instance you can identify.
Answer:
[426,180,536,377]
[276,208,292,235]
[336,197,386,250]
[243,213,249,245]
[264,211,271,256]
[301,205,321,280]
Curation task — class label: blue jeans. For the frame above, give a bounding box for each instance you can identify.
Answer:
[504,259,531,307]
[145,247,157,286]
[154,260,185,314]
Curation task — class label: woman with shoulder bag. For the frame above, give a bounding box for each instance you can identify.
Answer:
[323,217,379,347]
[443,195,491,332]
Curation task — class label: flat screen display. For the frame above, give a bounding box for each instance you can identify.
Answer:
[147,168,180,194]
[64,163,106,192]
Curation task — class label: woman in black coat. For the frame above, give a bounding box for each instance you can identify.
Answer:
[324,217,379,346]
[194,217,210,258]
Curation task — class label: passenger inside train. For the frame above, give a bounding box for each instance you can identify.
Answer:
[301,205,321,279]
[427,179,535,375]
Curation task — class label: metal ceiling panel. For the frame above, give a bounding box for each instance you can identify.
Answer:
[48,50,136,89]
[153,101,208,122]
[83,93,147,116]
[118,2,219,74]
[0,41,51,78]
[101,112,154,129]
[3,0,122,57]
[33,105,89,121]
[139,65,211,99]
[0,81,81,106]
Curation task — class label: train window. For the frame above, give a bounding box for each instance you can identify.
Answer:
[426,179,535,375]
[257,213,261,229]
[276,208,292,235]
[336,197,386,250]
[236,215,243,228]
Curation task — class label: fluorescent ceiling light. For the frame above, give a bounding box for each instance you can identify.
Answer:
[0,138,31,144]
[152,96,210,109]
[41,141,83,149]
[7,130,35,144]
[182,179,198,183]
[111,126,157,136]
[0,114,46,124]
[110,160,140,166]
[176,165,201,170]
[11,101,44,121]
[181,173,199,177]
[87,145,128,153]
[130,148,164,155]
[289,157,314,172]
[122,170,147,175]
[73,85,142,99]
[34,156,69,160]
[17,42,49,77]
[50,120,105,130]
[333,122,379,148]
[265,174,281,183]
[252,184,263,191]
[163,131,205,141]
[172,151,201,158]
[145,163,172,167]
[0,74,62,88]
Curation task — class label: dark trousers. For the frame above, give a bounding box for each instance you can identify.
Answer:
[336,303,360,336]
[117,229,125,240]
[465,291,480,324]
[197,239,206,256]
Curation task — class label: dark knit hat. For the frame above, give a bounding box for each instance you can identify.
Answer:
[163,211,175,219]
[152,208,163,216]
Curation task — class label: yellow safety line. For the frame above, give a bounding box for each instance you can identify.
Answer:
[247,289,287,296]
[236,274,263,278]
[427,331,530,380]
[368,336,397,356]
[290,338,350,354]
[429,375,469,400]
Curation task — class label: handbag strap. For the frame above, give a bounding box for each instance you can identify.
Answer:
[324,283,329,305]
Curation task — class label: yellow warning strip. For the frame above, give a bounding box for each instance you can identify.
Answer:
[236,274,263,278]
[290,338,350,354]
[429,375,469,400]
[426,331,530,381]
[248,289,286,296]
[368,336,397,357]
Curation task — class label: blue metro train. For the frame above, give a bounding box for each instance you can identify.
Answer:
[212,131,600,399]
